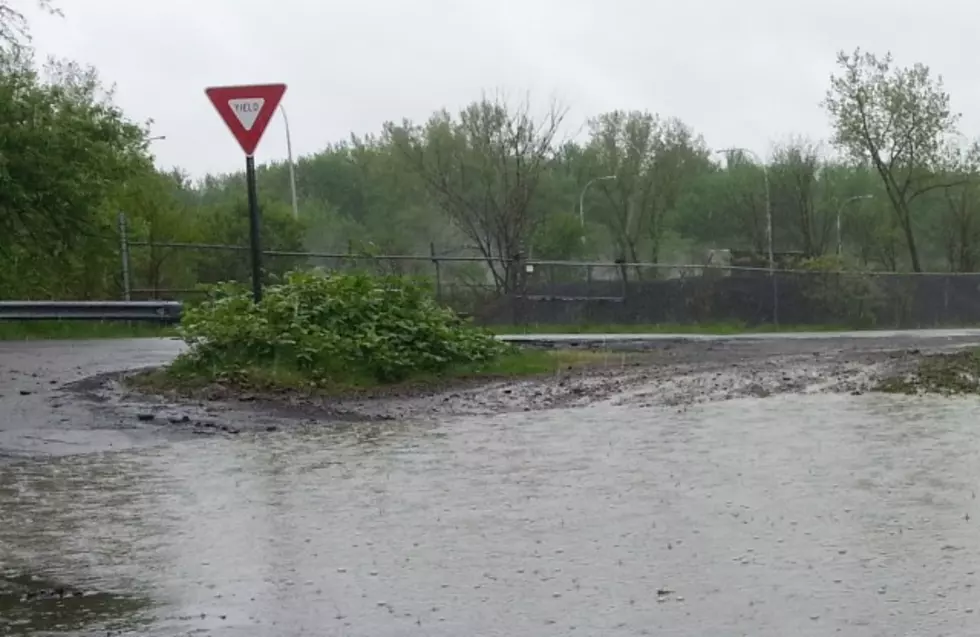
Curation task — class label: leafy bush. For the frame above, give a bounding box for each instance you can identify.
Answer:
[173,270,508,385]
[797,255,885,326]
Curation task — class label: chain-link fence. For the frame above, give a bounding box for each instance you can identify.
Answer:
[121,235,980,329]
[512,262,980,328]
[123,239,501,314]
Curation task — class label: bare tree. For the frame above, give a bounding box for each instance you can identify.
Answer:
[718,151,767,256]
[587,111,710,278]
[824,48,961,271]
[387,94,566,292]
[0,1,59,48]
[769,137,829,257]
[938,141,980,272]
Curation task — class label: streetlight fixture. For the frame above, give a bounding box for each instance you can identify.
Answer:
[279,104,299,220]
[715,147,777,323]
[146,135,166,142]
[836,194,873,256]
[579,175,616,242]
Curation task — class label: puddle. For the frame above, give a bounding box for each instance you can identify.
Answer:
[2,393,980,635]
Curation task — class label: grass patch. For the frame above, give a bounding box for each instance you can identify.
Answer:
[877,349,980,396]
[128,348,618,398]
[489,322,853,335]
[0,320,176,341]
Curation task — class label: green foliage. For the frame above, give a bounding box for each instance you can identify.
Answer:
[797,255,885,326]
[173,270,509,385]
[585,111,712,266]
[531,212,588,260]
[0,48,152,299]
[192,198,306,285]
[0,320,173,340]
[824,48,960,271]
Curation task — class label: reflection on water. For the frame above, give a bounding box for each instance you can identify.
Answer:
[1,394,980,636]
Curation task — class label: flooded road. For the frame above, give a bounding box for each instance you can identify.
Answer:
[2,337,980,635]
[0,339,183,461]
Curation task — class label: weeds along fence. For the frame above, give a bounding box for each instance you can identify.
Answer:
[121,236,980,329]
[122,239,497,310]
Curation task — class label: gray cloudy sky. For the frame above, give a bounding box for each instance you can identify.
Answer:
[23,0,980,176]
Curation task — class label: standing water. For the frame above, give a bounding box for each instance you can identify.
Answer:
[2,393,979,636]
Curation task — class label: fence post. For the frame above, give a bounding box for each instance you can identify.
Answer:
[512,252,527,328]
[118,211,132,301]
[430,242,443,303]
[771,270,780,326]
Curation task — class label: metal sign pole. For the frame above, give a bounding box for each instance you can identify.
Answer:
[245,156,263,303]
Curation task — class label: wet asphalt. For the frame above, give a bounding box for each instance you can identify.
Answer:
[2,334,980,636]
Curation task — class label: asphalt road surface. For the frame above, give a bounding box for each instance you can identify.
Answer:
[2,332,980,636]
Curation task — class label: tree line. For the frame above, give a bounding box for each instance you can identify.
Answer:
[3,1,979,301]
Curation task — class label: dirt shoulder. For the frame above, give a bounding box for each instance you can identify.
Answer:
[93,333,980,433]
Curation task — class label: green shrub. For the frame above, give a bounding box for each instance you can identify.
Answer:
[797,255,885,327]
[173,270,509,385]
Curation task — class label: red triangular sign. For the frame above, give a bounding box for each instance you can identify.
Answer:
[205,83,287,156]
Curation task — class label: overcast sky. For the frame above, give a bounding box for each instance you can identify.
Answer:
[22,0,980,177]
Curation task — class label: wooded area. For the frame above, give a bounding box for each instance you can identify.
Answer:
[4,3,980,309]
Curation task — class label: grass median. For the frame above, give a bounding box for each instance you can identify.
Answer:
[877,349,980,396]
[0,320,176,341]
[127,272,652,400]
[128,347,626,398]
[0,319,852,342]
[490,322,852,335]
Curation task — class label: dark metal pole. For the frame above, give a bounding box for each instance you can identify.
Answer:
[118,211,131,301]
[245,155,263,303]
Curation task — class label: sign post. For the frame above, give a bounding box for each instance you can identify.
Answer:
[205,83,288,303]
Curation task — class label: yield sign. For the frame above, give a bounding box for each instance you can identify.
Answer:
[205,83,287,156]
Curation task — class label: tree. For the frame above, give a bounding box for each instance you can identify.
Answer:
[191,198,306,286]
[719,152,769,256]
[587,111,710,277]
[122,170,203,297]
[0,1,59,49]
[386,94,567,292]
[0,49,154,298]
[936,141,980,272]
[769,137,829,257]
[824,48,961,271]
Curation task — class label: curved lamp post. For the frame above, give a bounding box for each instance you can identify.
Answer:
[578,175,617,243]
[279,104,299,220]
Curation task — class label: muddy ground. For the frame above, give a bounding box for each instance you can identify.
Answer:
[1,333,976,455]
[80,332,979,435]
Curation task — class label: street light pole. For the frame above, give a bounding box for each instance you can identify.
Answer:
[579,175,616,242]
[279,104,299,220]
[716,147,777,323]
[836,195,873,256]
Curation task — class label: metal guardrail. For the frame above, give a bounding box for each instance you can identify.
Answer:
[0,301,183,323]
